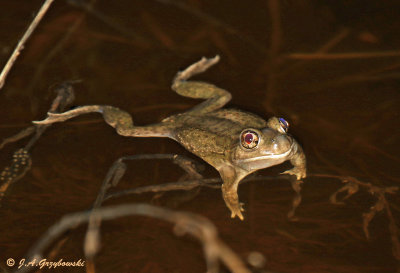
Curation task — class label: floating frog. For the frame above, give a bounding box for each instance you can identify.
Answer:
[34,56,306,220]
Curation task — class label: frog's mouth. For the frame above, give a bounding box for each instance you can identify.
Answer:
[238,146,293,162]
[234,141,296,171]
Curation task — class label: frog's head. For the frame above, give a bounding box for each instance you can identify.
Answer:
[232,117,297,172]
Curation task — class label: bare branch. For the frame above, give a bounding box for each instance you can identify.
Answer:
[310,173,399,260]
[286,51,400,60]
[0,83,75,204]
[0,0,55,90]
[16,204,251,273]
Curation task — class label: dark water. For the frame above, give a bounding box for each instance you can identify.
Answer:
[0,0,399,272]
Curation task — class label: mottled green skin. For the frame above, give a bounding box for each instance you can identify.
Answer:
[167,109,267,168]
[35,56,306,220]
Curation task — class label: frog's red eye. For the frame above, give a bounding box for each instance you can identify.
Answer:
[240,130,260,149]
[279,118,289,133]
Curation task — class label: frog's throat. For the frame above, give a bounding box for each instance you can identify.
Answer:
[236,142,296,163]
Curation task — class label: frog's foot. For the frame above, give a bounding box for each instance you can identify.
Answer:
[230,202,245,220]
[173,55,220,83]
[222,186,245,220]
[171,56,231,114]
[281,166,306,180]
[33,105,103,125]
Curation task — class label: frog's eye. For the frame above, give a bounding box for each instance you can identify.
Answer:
[240,130,260,149]
[279,118,289,133]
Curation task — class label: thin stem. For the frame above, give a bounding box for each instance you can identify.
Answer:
[0,0,55,90]
[17,204,250,273]
[264,0,282,113]
[286,51,400,60]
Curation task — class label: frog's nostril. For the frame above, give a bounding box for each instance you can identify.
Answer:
[275,135,292,151]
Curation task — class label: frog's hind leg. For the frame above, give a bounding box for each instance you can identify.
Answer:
[34,105,172,138]
[172,55,232,115]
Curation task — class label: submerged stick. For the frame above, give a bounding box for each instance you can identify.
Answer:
[83,153,205,269]
[17,204,251,273]
[310,173,400,260]
[263,0,282,113]
[0,83,75,204]
[286,51,400,60]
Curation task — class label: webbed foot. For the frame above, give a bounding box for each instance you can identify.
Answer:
[171,56,231,115]
[281,166,306,180]
[173,55,220,83]
[229,202,245,220]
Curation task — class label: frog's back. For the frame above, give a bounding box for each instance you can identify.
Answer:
[169,109,267,158]
[207,109,267,128]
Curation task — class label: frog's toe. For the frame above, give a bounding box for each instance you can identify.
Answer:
[231,209,244,221]
[239,202,245,212]
[34,106,103,125]
[174,55,220,83]
[229,204,245,220]
[281,167,306,180]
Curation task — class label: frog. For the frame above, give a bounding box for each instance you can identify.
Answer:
[34,56,306,220]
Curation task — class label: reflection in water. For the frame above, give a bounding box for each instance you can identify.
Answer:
[0,0,399,272]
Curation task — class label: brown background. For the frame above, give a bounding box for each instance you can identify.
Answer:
[0,0,399,272]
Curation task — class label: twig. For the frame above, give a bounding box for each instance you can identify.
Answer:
[310,173,400,260]
[83,153,295,271]
[155,0,267,54]
[25,12,86,104]
[279,28,350,77]
[0,127,35,150]
[0,83,75,152]
[264,0,282,113]
[66,0,150,47]
[285,51,400,60]
[267,0,282,58]
[16,204,251,273]
[0,83,75,204]
[316,28,351,54]
[0,0,55,90]
[104,177,221,201]
[103,173,290,203]
[83,153,205,267]
[303,72,400,92]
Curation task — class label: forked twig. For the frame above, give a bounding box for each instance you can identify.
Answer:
[82,152,298,272]
[83,153,205,271]
[311,173,400,260]
[0,83,75,204]
[16,204,251,273]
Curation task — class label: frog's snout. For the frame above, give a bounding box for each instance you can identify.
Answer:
[260,128,292,155]
[272,134,292,154]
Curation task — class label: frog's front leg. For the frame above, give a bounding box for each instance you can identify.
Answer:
[172,56,232,115]
[34,105,172,138]
[282,143,306,180]
[219,165,246,220]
